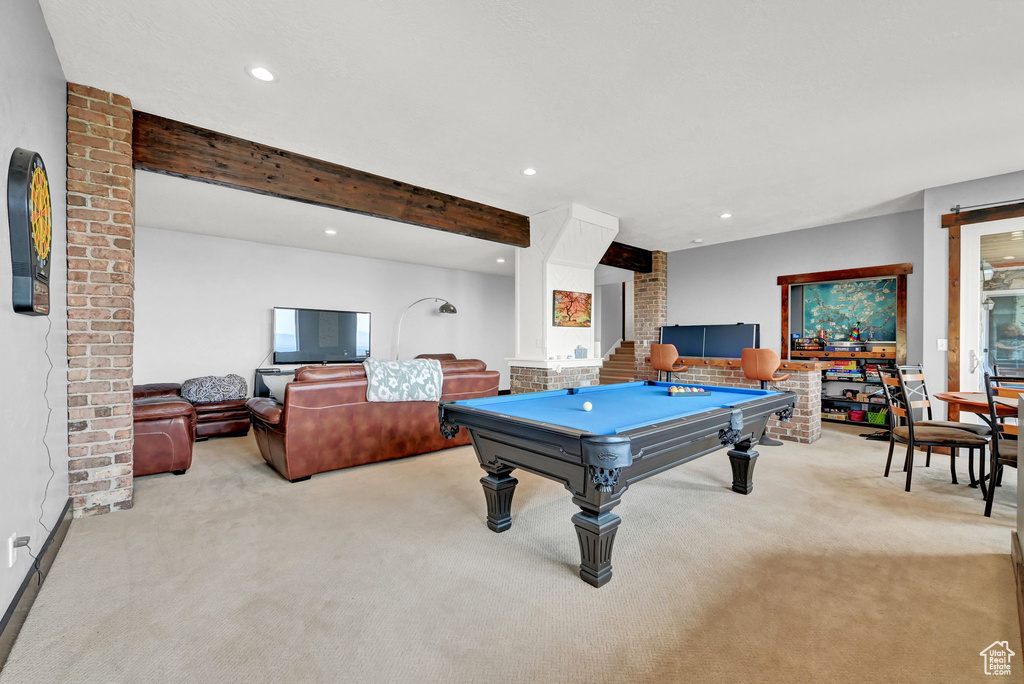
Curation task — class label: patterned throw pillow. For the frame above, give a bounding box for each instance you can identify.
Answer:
[363,358,443,402]
[181,374,248,404]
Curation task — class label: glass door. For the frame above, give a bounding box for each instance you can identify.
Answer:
[961,217,1024,394]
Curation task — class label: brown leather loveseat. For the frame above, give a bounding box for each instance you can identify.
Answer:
[133,382,251,440]
[246,359,500,482]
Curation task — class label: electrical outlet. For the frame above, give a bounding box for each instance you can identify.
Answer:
[6,533,16,568]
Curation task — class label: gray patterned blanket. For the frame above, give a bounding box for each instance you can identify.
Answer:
[181,374,248,404]
[363,358,443,402]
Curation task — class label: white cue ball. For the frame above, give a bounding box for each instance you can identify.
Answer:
[582,401,593,411]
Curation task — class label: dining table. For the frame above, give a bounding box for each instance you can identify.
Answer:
[933,391,1017,426]
[934,390,1020,494]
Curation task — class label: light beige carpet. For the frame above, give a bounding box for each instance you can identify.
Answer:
[1,425,1020,683]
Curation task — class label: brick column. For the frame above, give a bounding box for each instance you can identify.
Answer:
[633,251,667,382]
[509,366,601,394]
[66,83,135,517]
[671,365,823,444]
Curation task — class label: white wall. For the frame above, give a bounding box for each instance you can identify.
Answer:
[595,264,631,355]
[597,283,622,356]
[667,209,924,362]
[134,227,515,390]
[0,1,69,613]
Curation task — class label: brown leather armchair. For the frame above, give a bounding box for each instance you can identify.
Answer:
[133,394,196,476]
[247,359,500,482]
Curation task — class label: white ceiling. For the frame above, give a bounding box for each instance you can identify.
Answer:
[982,228,1024,270]
[41,0,1024,256]
[134,172,516,276]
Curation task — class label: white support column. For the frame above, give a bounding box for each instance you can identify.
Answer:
[509,204,619,393]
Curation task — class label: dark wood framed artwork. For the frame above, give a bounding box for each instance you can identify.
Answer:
[777,263,912,364]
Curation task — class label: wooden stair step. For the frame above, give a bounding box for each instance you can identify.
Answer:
[598,341,636,385]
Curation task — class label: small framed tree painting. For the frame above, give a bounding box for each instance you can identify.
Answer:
[553,290,592,327]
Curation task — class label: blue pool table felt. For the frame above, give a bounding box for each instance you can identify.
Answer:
[453,381,781,435]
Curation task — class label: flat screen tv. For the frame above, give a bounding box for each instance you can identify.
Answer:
[273,307,371,364]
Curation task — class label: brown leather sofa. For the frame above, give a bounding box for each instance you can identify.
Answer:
[133,384,197,476]
[246,359,500,482]
[132,382,250,439]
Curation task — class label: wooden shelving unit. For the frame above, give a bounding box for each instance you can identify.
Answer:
[790,350,895,360]
[822,416,882,427]
[776,264,911,430]
[816,356,893,427]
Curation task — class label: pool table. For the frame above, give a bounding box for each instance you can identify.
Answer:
[438,380,796,587]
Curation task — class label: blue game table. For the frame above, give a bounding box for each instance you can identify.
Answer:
[438,380,796,587]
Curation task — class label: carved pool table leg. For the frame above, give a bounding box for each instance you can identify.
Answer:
[480,464,518,533]
[728,439,759,495]
[572,500,622,588]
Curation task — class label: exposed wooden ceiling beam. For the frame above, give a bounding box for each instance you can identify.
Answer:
[600,241,654,273]
[132,111,530,247]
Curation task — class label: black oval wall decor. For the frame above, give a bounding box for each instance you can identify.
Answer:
[7,147,52,315]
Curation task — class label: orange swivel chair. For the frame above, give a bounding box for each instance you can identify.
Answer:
[741,348,790,446]
[650,343,688,382]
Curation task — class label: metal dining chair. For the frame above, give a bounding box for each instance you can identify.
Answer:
[980,372,1022,517]
[878,367,988,492]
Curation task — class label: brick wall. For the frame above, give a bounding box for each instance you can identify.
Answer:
[633,251,667,382]
[510,366,601,394]
[66,83,135,517]
[673,366,822,443]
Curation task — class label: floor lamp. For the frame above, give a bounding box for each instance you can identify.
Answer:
[393,298,457,360]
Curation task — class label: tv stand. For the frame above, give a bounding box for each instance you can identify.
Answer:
[254,368,294,398]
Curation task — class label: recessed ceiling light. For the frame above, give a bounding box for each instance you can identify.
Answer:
[496,258,505,263]
[719,213,732,219]
[692,238,704,244]
[522,168,537,176]
[247,65,276,82]
[1013,231,1024,236]
[1005,255,1015,260]
[1013,236,1024,241]
[324,229,337,235]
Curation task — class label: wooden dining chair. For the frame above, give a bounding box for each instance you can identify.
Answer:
[895,364,989,484]
[896,365,991,436]
[878,367,987,492]
[981,372,1022,517]
[650,344,688,382]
